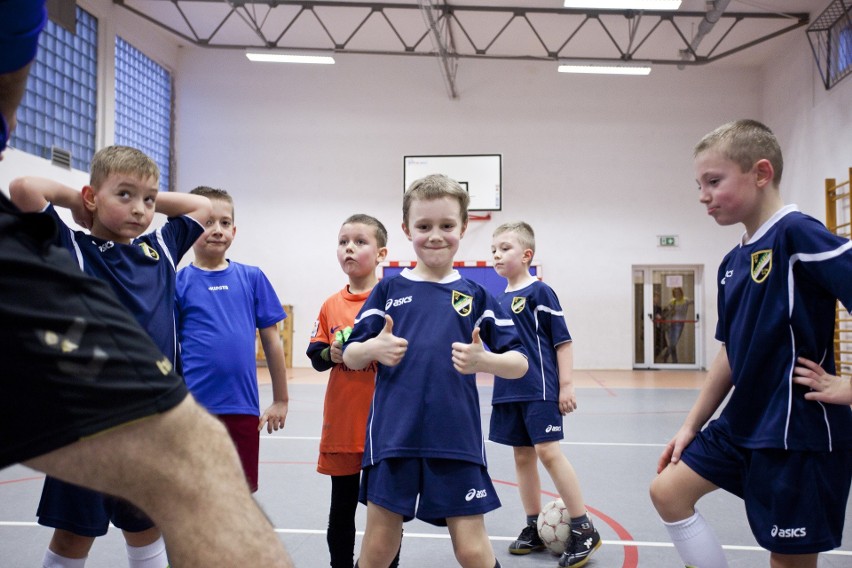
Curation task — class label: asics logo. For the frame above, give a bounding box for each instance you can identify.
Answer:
[771,525,806,538]
[545,425,562,433]
[721,269,734,285]
[385,296,412,310]
[98,241,115,253]
[465,488,488,501]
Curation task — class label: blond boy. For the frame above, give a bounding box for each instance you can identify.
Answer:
[650,120,852,568]
[11,146,210,568]
[343,174,528,568]
[489,221,601,567]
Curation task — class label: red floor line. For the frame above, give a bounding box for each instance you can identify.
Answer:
[0,475,44,486]
[493,479,639,568]
[587,374,619,397]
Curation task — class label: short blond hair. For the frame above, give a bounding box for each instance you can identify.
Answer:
[90,146,159,189]
[402,174,469,226]
[694,119,783,186]
[493,221,536,261]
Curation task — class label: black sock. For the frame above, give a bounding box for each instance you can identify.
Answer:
[526,514,538,526]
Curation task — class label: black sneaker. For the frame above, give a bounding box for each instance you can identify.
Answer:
[508,523,545,555]
[558,523,601,567]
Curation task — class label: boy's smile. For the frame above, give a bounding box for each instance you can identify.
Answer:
[403,196,466,280]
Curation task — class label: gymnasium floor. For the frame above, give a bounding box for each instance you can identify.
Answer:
[2,368,851,567]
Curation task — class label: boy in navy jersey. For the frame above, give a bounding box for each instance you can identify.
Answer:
[650,120,852,568]
[489,222,600,567]
[176,187,289,493]
[343,174,529,568]
[10,147,211,568]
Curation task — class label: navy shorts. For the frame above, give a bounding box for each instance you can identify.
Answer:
[489,400,565,446]
[0,194,188,469]
[681,420,852,554]
[37,477,154,536]
[359,458,501,526]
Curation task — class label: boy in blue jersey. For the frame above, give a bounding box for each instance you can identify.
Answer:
[176,186,289,493]
[342,174,529,568]
[489,222,601,567]
[650,119,852,568]
[10,147,211,568]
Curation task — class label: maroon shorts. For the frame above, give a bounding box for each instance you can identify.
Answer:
[218,414,260,492]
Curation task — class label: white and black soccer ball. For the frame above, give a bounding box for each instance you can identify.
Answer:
[537,499,571,555]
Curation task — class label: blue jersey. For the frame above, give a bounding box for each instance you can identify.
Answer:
[345,269,526,467]
[715,205,852,451]
[46,205,202,365]
[492,280,572,403]
[176,261,285,415]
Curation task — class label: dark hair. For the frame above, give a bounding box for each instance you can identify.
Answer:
[343,214,388,248]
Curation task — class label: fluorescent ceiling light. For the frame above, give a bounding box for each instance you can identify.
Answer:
[563,1,681,9]
[245,51,335,64]
[558,61,652,75]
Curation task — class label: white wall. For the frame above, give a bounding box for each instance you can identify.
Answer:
[5,5,850,370]
[174,49,757,369]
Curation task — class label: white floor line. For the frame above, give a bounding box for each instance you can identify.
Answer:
[1,523,849,556]
[262,437,667,448]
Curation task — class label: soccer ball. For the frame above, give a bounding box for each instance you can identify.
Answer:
[537,499,571,555]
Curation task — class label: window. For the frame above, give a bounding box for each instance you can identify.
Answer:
[114,37,173,192]
[12,7,98,171]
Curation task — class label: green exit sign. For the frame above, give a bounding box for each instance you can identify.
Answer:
[658,235,678,247]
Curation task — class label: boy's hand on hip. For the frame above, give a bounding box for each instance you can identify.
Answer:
[451,327,485,375]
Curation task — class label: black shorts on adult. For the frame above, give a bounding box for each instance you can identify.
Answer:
[0,193,188,469]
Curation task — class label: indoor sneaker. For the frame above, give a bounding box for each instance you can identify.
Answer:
[508,522,545,555]
[558,523,601,567]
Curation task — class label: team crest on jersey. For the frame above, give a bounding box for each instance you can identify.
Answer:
[511,297,526,314]
[139,242,160,261]
[750,249,772,283]
[452,290,473,316]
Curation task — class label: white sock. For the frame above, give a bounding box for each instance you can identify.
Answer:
[42,549,87,568]
[663,510,729,568]
[126,536,169,568]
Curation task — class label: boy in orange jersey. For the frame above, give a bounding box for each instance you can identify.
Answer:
[307,214,399,568]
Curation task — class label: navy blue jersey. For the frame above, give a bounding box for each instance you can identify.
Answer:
[345,269,526,467]
[715,206,852,451]
[46,205,202,365]
[492,280,572,403]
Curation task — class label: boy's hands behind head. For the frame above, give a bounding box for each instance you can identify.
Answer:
[372,315,408,367]
[451,328,486,375]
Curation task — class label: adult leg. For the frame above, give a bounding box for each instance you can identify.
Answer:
[650,460,728,568]
[25,396,293,568]
[447,514,497,568]
[357,501,404,568]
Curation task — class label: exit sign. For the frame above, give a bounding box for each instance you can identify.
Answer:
[658,235,679,247]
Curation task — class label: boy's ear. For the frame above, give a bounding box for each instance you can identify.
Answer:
[81,185,96,211]
[376,246,388,264]
[522,248,533,264]
[754,158,775,189]
[459,221,468,238]
[402,222,412,241]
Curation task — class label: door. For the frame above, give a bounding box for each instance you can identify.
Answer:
[633,266,702,369]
